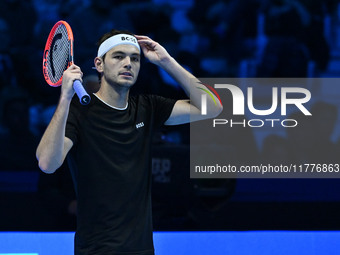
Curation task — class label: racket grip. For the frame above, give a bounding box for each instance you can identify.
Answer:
[73,80,90,105]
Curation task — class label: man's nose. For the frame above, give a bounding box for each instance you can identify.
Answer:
[124,57,132,69]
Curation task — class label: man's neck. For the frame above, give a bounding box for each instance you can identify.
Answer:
[95,82,129,109]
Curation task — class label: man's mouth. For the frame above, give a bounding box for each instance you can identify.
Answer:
[119,72,133,77]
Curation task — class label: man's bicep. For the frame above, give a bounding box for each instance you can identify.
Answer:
[164,100,203,125]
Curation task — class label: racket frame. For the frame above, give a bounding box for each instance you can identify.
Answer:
[42,20,90,105]
[43,20,74,87]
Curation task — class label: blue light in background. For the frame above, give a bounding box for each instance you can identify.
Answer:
[0,231,339,255]
[0,254,39,255]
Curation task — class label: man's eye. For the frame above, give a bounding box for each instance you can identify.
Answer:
[114,56,123,59]
[132,57,140,62]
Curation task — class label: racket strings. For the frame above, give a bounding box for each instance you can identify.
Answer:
[46,25,70,84]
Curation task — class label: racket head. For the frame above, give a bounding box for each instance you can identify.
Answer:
[42,20,74,87]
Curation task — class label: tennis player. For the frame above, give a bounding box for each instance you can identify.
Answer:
[36,30,222,255]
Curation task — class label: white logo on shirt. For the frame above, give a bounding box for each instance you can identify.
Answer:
[136,122,144,129]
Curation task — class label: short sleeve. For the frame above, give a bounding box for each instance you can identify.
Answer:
[149,95,176,128]
[65,98,80,145]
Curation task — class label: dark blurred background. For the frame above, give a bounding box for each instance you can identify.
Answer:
[1,0,340,232]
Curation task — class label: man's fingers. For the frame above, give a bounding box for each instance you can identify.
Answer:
[67,64,83,76]
[138,39,156,50]
[68,64,79,70]
[138,39,153,44]
[135,35,150,39]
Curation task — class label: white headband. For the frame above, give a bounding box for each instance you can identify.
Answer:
[97,34,140,57]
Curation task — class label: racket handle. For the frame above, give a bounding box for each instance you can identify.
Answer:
[73,80,91,105]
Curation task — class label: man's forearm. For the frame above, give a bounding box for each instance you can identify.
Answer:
[159,57,222,115]
[36,97,71,173]
[159,57,201,101]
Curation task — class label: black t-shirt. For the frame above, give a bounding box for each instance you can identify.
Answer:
[65,94,176,255]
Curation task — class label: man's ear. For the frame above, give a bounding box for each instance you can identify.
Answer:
[94,57,104,73]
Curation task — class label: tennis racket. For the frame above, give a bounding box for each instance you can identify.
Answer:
[42,20,90,105]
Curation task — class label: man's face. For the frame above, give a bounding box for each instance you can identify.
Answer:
[101,44,140,88]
